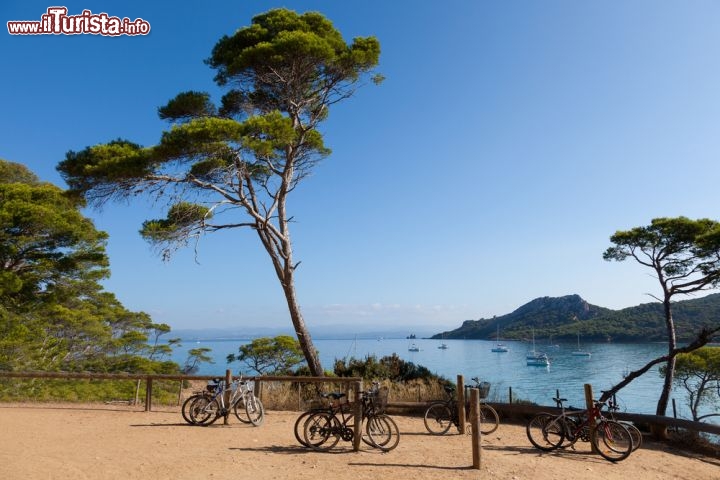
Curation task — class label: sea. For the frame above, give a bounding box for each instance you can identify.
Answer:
[167,336,715,422]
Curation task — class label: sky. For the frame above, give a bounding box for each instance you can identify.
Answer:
[2,1,720,334]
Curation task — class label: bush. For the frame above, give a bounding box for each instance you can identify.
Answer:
[333,354,450,385]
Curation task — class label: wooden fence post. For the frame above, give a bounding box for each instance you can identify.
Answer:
[469,387,482,469]
[584,383,596,453]
[508,386,513,404]
[353,380,363,451]
[457,375,466,434]
[145,377,152,412]
[224,369,232,425]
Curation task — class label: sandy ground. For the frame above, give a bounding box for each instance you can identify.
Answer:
[0,403,718,480]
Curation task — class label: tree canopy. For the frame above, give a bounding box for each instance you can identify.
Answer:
[227,335,305,375]
[0,159,179,374]
[664,346,720,421]
[57,9,381,376]
[604,217,720,297]
[603,216,720,422]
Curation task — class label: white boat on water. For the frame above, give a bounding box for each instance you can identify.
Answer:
[527,352,550,366]
[491,326,509,352]
[526,329,550,366]
[408,343,420,352]
[572,333,591,357]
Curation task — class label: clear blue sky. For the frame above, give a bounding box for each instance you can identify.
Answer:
[2,1,720,333]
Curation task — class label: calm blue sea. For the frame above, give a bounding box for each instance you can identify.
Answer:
[168,336,710,421]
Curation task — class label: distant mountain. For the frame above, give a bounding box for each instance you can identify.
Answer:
[431,293,720,343]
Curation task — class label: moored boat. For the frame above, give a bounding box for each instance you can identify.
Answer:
[491,326,509,352]
[572,333,591,357]
[526,352,550,366]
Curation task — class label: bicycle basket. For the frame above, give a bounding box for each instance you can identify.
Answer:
[206,379,221,392]
[477,382,490,399]
[369,387,389,413]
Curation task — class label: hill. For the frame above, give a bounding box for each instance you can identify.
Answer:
[432,293,720,343]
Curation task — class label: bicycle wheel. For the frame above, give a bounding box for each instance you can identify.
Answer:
[592,420,633,462]
[479,404,500,434]
[423,403,454,435]
[366,414,400,452]
[526,413,564,451]
[622,422,642,451]
[232,396,250,424]
[294,410,320,447]
[303,412,342,452]
[244,395,265,426]
[189,396,221,426]
[182,393,207,425]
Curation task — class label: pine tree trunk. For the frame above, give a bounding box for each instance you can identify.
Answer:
[255,221,324,377]
[282,280,323,377]
[654,296,676,439]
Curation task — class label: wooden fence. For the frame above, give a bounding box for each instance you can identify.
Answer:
[1,371,718,439]
[0,370,367,451]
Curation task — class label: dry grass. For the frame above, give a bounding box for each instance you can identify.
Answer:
[248,378,448,411]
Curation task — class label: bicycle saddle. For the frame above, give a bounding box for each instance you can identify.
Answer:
[321,392,346,400]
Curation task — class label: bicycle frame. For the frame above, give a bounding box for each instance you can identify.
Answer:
[197,377,257,416]
[300,382,399,452]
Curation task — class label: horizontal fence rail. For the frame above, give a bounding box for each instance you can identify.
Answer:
[0,371,362,409]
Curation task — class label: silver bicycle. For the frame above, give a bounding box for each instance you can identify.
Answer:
[184,376,264,426]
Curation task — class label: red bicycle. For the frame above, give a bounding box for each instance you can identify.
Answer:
[526,396,634,462]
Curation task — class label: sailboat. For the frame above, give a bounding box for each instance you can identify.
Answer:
[491,326,509,352]
[408,342,420,352]
[526,352,550,366]
[526,328,550,366]
[438,334,448,349]
[572,333,591,357]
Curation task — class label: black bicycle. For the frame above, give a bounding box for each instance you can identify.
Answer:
[423,377,500,435]
[295,383,400,452]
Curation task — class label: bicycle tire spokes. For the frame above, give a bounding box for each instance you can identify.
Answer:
[365,414,400,451]
[526,413,564,451]
[303,412,342,451]
[593,420,633,462]
[423,403,454,435]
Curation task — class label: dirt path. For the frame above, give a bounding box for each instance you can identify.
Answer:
[0,404,717,480]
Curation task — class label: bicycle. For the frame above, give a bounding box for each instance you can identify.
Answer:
[297,382,400,452]
[184,376,264,426]
[602,391,642,451]
[526,396,633,462]
[293,381,387,446]
[423,377,500,435]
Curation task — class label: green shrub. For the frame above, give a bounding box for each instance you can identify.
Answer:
[333,354,449,385]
